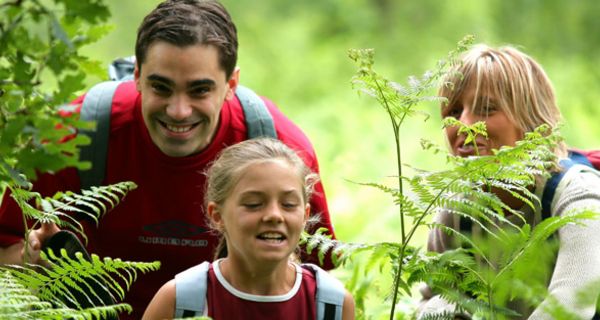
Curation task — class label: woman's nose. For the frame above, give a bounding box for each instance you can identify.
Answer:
[458,109,478,125]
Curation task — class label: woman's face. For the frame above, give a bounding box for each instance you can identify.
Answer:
[442,81,523,157]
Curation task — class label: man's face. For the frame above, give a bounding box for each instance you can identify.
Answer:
[135,41,238,157]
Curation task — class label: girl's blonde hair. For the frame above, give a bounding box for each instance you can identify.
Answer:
[440,44,566,157]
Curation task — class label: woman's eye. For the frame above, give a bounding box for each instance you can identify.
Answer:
[476,104,497,116]
[443,106,462,119]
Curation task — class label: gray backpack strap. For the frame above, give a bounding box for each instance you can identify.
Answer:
[235,85,277,139]
[303,263,345,320]
[174,261,210,318]
[78,81,121,190]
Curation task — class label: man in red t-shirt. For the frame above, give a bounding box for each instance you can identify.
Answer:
[0,1,335,319]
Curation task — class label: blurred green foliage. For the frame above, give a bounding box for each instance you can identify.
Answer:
[79,0,600,250]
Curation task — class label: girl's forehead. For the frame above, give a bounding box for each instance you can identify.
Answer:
[235,159,303,184]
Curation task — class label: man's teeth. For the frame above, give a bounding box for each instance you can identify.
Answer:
[165,123,193,133]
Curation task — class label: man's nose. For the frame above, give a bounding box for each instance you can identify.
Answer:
[166,95,193,120]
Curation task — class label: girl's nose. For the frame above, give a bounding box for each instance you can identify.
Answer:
[262,203,284,223]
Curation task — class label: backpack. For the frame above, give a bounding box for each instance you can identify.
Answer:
[541,149,600,219]
[173,261,346,320]
[456,149,600,232]
[77,60,278,189]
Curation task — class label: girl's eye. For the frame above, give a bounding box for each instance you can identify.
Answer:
[243,203,262,209]
[282,202,299,209]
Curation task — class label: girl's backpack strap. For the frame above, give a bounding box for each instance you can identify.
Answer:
[78,80,121,190]
[174,261,211,318]
[302,263,345,320]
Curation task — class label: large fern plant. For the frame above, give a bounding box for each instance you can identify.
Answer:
[305,37,598,319]
[0,1,166,318]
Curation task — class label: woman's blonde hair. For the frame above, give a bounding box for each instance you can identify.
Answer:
[440,44,566,157]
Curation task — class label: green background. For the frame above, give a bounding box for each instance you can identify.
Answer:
[81,0,600,248]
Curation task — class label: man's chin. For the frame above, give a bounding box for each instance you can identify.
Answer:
[158,143,202,158]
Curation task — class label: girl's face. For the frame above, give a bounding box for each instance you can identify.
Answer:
[208,159,309,267]
[442,81,523,157]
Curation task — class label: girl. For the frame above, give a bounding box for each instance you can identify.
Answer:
[143,138,354,320]
[421,44,600,319]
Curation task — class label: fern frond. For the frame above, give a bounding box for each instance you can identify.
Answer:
[10,181,137,244]
[495,210,598,283]
[0,270,132,319]
[2,249,160,310]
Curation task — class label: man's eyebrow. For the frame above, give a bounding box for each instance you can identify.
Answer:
[147,74,174,86]
[146,74,217,89]
[188,79,216,88]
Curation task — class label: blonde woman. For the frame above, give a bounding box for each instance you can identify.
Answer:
[421,44,600,319]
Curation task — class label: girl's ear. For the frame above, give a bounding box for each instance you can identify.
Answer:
[207,202,224,229]
[304,204,310,223]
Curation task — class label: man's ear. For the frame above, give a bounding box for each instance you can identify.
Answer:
[134,64,141,92]
[225,67,240,101]
[207,202,224,229]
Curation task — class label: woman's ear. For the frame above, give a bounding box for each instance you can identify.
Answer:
[207,202,224,230]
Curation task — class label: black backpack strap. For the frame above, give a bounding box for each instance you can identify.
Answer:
[78,81,121,190]
[541,150,593,220]
[235,85,278,139]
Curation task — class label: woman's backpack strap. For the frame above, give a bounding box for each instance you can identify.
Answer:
[174,261,210,318]
[541,150,594,219]
[302,263,345,320]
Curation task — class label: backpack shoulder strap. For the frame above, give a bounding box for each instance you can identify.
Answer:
[541,150,594,219]
[302,263,345,320]
[174,261,210,318]
[235,85,278,139]
[78,81,121,190]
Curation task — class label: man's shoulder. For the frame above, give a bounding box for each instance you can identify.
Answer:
[225,90,316,157]
[100,81,140,130]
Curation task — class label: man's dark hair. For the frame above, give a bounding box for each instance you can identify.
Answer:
[135,0,238,79]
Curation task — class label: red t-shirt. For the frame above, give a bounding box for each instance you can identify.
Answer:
[207,261,316,320]
[0,81,335,319]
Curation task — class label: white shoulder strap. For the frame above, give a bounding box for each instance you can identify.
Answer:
[78,81,121,190]
[303,263,345,320]
[174,261,210,318]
